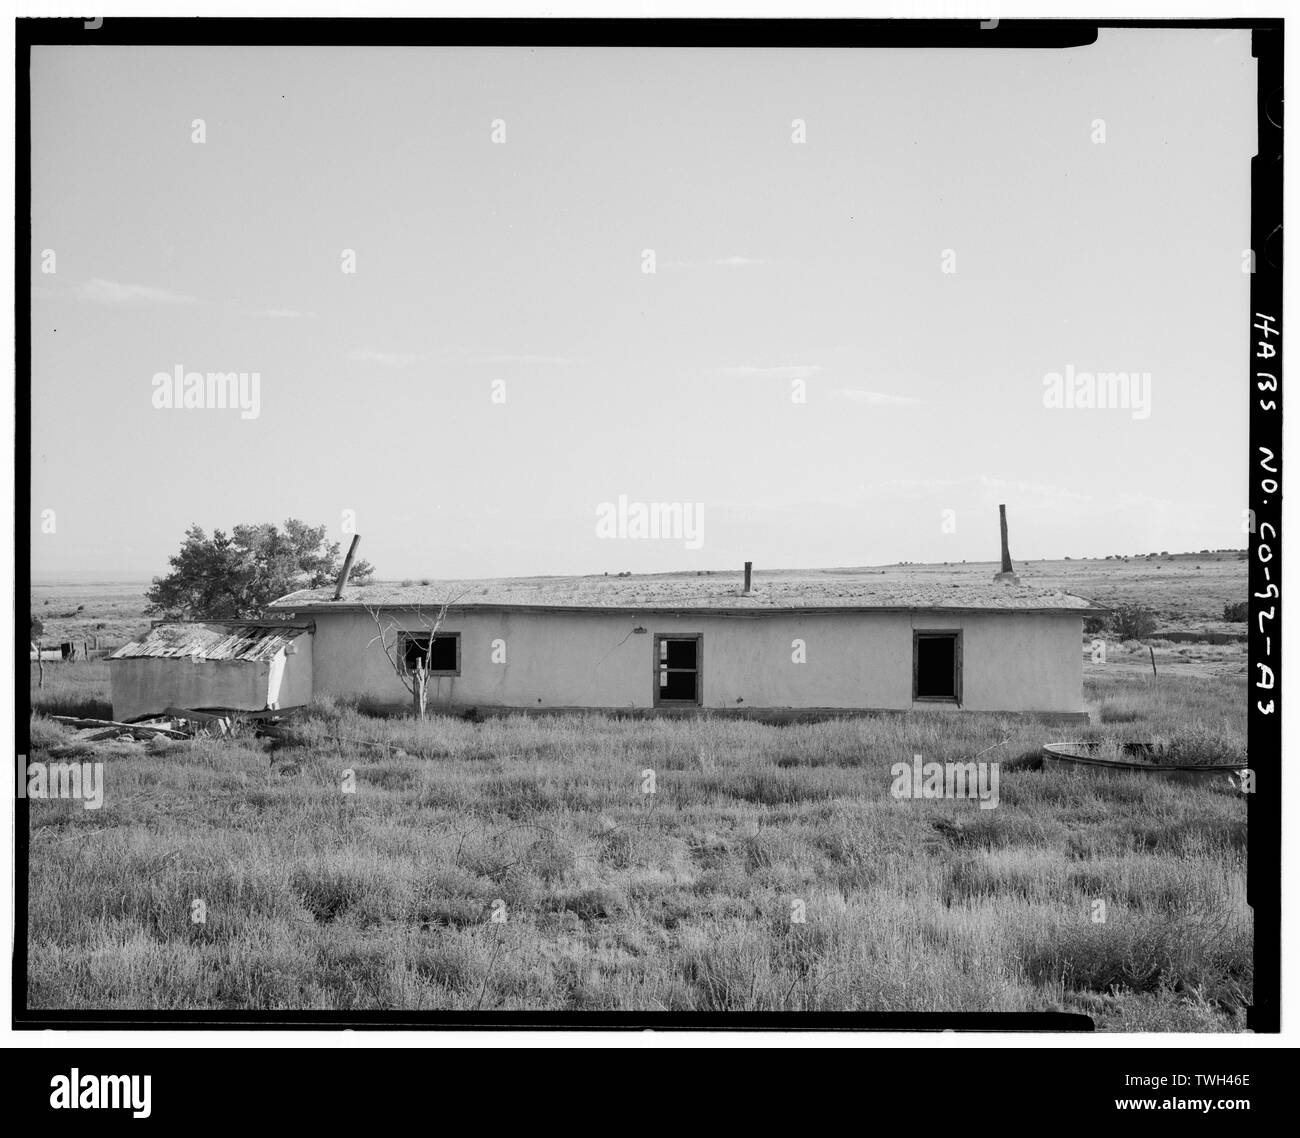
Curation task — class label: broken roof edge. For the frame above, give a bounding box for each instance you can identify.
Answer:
[110,620,316,663]
[146,617,316,632]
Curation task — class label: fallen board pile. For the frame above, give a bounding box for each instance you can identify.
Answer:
[49,706,303,743]
[50,715,190,741]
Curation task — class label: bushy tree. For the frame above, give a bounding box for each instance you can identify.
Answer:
[145,519,374,620]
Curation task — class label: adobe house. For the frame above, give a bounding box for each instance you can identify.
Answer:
[108,621,313,722]
[269,551,1098,723]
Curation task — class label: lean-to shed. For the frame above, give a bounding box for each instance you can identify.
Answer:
[108,621,313,722]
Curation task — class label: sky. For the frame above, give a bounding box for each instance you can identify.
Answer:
[29,30,1257,582]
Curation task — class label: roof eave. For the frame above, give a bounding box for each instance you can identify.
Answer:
[267,601,1093,617]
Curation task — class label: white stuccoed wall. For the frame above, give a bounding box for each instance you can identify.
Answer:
[297,608,1083,715]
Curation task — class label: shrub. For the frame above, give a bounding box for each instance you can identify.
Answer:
[1222,601,1248,622]
[1109,604,1157,641]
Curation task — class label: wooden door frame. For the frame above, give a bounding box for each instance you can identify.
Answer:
[912,629,962,704]
[652,632,703,707]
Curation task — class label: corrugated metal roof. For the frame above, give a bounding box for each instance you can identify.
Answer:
[269,569,1099,614]
[109,621,312,662]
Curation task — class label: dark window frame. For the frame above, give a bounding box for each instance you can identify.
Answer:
[397,630,461,677]
[653,632,703,707]
[912,629,963,704]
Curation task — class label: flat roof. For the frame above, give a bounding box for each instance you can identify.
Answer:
[269,569,1099,615]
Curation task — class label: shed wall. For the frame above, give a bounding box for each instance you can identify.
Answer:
[109,636,313,721]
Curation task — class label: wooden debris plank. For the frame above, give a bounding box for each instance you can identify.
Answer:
[165,706,300,722]
[164,706,230,722]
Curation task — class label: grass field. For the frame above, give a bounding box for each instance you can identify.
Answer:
[24,555,1251,1027]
